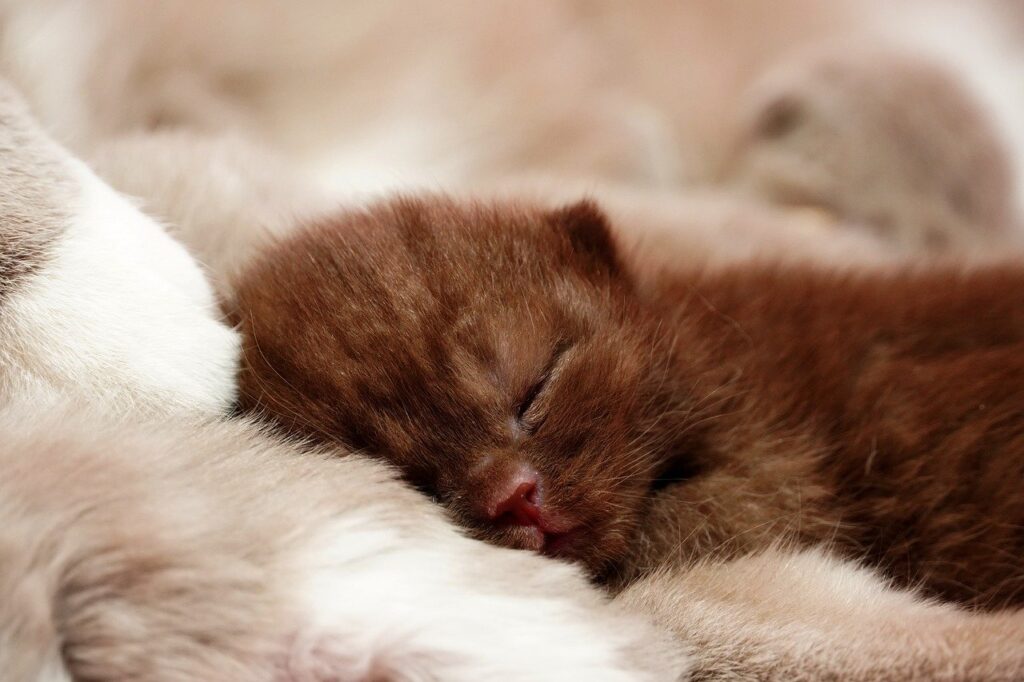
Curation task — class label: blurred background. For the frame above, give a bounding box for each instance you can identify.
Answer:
[3,0,1024,262]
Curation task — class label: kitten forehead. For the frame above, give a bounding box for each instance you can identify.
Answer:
[236,195,629,359]
[283,195,617,279]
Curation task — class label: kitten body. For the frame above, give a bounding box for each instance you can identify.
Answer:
[232,196,1024,611]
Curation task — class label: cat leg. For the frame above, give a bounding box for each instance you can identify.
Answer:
[617,547,1024,681]
[0,402,686,681]
[0,79,239,414]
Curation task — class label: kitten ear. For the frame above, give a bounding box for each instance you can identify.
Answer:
[547,199,620,276]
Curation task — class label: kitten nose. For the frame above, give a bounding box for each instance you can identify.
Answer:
[484,463,543,527]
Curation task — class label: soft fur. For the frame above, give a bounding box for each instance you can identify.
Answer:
[618,548,1024,681]
[0,400,684,681]
[0,82,238,414]
[231,196,1024,612]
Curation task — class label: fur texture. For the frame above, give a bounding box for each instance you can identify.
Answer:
[617,548,1024,681]
[0,81,70,302]
[232,196,1024,611]
[0,400,684,681]
[0,81,238,414]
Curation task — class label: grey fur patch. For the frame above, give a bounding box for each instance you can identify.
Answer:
[0,80,74,302]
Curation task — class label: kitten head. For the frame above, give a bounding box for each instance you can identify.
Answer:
[234,197,688,575]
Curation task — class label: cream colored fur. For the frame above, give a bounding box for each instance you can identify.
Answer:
[90,131,331,285]
[0,81,238,414]
[0,400,685,681]
[617,548,1024,680]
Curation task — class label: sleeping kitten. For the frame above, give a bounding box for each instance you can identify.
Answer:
[0,399,682,682]
[84,117,1024,679]
[232,195,1024,611]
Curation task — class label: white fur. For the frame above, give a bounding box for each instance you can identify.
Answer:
[295,517,669,681]
[0,158,239,413]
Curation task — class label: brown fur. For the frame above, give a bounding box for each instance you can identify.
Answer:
[234,196,1024,610]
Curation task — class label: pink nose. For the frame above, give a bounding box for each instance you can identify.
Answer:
[483,464,543,527]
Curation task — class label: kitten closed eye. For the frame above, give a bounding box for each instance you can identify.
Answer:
[515,374,550,431]
[514,344,570,433]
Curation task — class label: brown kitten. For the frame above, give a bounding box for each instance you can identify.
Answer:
[233,195,1024,609]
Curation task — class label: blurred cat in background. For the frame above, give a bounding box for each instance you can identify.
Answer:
[4,0,1024,252]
